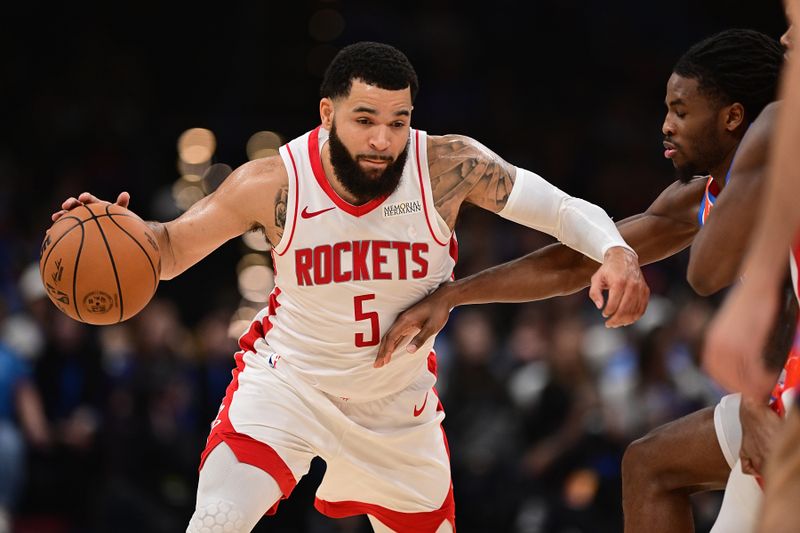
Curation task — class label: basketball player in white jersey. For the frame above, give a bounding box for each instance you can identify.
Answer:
[378,29,793,532]
[51,42,648,532]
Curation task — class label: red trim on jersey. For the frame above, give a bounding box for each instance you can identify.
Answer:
[448,233,459,281]
[308,126,388,217]
[416,130,449,247]
[199,350,297,515]
[274,145,301,256]
[427,351,445,413]
[314,486,455,532]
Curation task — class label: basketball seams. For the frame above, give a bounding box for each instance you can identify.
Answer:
[72,223,85,322]
[40,217,86,321]
[81,205,124,323]
[103,205,159,293]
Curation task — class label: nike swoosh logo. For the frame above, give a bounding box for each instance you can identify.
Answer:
[301,206,335,219]
[413,392,429,417]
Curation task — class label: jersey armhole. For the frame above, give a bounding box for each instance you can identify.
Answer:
[274,144,299,256]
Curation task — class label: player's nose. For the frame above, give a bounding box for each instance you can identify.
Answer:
[661,116,676,137]
[369,126,391,152]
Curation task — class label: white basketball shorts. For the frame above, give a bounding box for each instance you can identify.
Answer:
[200,347,455,531]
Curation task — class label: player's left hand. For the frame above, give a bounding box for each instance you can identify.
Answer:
[588,246,649,327]
[739,394,783,478]
[374,283,454,368]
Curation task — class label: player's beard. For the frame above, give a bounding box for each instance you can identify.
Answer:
[673,125,729,183]
[328,122,408,203]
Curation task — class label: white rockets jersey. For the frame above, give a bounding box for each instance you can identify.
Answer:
[242,126,457,401]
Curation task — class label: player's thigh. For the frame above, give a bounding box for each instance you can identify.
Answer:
[624,406,730,491]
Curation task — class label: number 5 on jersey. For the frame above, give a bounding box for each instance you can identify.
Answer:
[354,294,379,347]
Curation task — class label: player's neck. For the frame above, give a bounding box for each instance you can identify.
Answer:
[709,145,738,191]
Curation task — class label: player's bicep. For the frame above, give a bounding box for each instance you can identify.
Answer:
[163,159,284,277]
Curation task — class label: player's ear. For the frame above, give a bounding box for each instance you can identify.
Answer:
[723,102,745,132]
[320,98,334,129]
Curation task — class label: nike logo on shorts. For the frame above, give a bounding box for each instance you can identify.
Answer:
[301,206,335,219]
[413,392,429,417]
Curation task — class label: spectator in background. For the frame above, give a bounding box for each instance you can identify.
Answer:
[0,297,50,533]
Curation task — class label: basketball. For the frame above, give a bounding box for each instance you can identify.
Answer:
[39,202,161,325]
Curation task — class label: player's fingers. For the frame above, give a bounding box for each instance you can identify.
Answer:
[78,192,101,204]
[407,323,434,354]
[375,315,419,367]
[740,456,758,477]
[588,273,606,310]
[116,191,131,208]
[604,286,637,327]
[61,197,80,210]
[51,209,67,222]
[602,278,625,319]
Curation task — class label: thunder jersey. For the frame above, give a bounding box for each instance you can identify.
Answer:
[241,126,457,401]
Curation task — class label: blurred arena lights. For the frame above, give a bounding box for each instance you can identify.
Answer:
[242,229,271,252]
[171,176,206,211]
[228,305,260,339]
[308,8,345,42]
[246,131,282,161]
[177,159,210,182]
[236,253,274,303]
[178,127,216,165]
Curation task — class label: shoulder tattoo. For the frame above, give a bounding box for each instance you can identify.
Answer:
[428,135,515,227]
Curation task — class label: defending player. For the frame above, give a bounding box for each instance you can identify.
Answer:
[377,29,790,532]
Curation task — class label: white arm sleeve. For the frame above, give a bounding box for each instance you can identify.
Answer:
[498,167,634,263]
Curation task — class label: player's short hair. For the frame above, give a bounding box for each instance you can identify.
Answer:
[673,28,783,123]
[320,41,419,102]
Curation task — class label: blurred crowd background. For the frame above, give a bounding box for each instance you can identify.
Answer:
[0,1,791,532]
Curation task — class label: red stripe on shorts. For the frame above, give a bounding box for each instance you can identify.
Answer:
[314,485,455,532]
[199,349,297,515]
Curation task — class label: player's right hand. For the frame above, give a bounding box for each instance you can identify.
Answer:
[738,394,782,478]
[51,191,131,222]
[374,284,454,368]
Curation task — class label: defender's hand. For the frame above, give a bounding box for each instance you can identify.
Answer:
[51,191,130,222]
[588,247,649,328]
[739,395,782,478]
[374,284,454,368]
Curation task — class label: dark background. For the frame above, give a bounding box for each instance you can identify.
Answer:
[0,1,790,532]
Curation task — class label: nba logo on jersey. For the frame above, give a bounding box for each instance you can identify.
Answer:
[268,353,281,368]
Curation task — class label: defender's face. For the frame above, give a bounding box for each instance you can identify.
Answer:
[662,74,728,181]
[324,79,413,180]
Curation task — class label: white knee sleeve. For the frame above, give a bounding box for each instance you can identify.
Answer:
[187,442,283,533]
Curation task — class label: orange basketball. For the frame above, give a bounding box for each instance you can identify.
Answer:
[39,202,161,325]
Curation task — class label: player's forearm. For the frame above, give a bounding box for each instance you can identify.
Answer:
[743,53,800,290]
[439,211,693,308]
[440,243,595,307]
[497,168,633,263]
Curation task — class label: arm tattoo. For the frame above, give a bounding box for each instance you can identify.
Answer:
[274,185,288,242]
[428,135,515,229]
